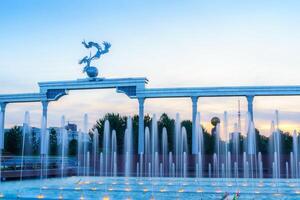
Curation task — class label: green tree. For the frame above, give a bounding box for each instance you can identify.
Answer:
[4,126,22,155]
[281,131,292,154]
[132,115,139,154]
[144,114,151,128]
[132,114,153,154]
[69,138,77,156]
[181,120,192,153]
[94,113,127,154]
[158,113,175,152]
[203,126,214,155]
[31,129,40,155]
[49,128,58,156]
[256,129,269,154]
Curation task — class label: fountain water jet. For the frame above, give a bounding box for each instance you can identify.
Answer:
[103,120,110,176]
[174,113,181,177]
[93,129,99,176]
[181,127,188,177]
[144,127,150,177]
[151,114,158,176]
[195,112,204,178]
[83,114,89,176]
[124,117,133,177]
[111,130,117,177]
[20,111,31,182]
[292,130,298,178]
[162,127,168,176]
[59,116,68,179]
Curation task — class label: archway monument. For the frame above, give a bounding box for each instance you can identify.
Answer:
[1,40,300,156]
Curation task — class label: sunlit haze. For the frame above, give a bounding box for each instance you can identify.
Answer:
[1,0,300,135]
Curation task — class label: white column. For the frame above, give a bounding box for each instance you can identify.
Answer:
[191,96,198,154]
[41,101,48,155]
[0,103,6,150]
[138,98,145,154]
[246,95,254,122]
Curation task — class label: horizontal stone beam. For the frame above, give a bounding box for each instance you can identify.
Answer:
[0,93,46,104]
[39,77,148,93]
[137,86,300,98]
[2,78,300,103]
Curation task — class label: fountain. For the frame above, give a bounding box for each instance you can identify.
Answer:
[174,113,181,177]
[181,127,188,178]
[20,111,31,182]
[145,127,151,177]
[59,116,68,179]
[162,127,168,177]
[195,112,204,178]
[124,117,133,177]
[151,114,158,177]
[292,130,298,178]
[77,130,83,176]
[0,110,299,199]
[93,129,99,176]
[111,130,117,177]
[83,114,89,176]
[103,120,110,176]
[40,116,49,180]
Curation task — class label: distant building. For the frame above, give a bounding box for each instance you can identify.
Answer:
[65,122,77,132]
[65,122,78,140]
[5,123,79,142]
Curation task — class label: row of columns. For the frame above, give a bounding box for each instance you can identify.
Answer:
[137,95,255,155]
[0,95,254,155]
[0,101,49,153]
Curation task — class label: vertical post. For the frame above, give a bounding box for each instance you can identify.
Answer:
[41,101,48,154]
[191,96,198,154]
[138,98,145,177]
[138,98,145,154]
[40,101,48,179]
[0,103,6,181]
[0,103,6,151]
[42,101,48,123]
[246,95,254,122]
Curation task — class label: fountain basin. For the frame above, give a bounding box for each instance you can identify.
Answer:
[0,177,299,199]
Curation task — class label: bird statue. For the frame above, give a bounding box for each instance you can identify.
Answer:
[79,40,111,78]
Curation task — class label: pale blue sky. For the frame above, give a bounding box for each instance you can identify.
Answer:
[1,0,300,135]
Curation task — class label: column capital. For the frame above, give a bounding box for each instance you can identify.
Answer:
[41,101,49,111]
[191,96,199,104]
[41,101,48,107]
[246,95,255,121]
[246,95,254,102]
[0,103,7,111]
[138,97,145,104]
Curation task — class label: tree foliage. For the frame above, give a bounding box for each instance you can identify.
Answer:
[2,113,296,158]
[158,113,175,152]
[94,113,127,154]
[49,128,58,156]
[4,126,22,155]
[69,138,77,156]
